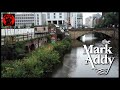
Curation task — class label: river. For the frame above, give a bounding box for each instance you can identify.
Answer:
[52,33,119,78]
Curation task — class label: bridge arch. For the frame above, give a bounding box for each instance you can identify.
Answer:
[68,29,118,39]
[76,31,112,40]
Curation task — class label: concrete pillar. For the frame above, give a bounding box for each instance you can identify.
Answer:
[62,20,63,24]
[57,20,58,25]
[51,21,52,24]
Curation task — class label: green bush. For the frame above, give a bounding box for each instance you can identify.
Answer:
[1,60,25,77]
[53,37,72,57]
[1,45,60,78]
[46,35,51,43]
[1,37,72,78]
[62,38,72,52]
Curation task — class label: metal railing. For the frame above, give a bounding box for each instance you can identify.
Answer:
[1,32,49,45]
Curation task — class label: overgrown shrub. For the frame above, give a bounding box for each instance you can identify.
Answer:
[1,45,60,78]
[53,37,72,57]
[1,37,72,78]
[46,35,51,43]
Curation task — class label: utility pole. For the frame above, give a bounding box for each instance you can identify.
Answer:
[67,12,71,31]
[67,12,69,31]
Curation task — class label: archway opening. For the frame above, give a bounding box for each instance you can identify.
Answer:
[76,32,112,44]
[25,46,29,53]
[30,44,35,51]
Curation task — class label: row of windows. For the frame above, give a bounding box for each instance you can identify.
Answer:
[15,22,34,24]
[15,14,34,17]
[15,17,34,19]
[47,13,62,19]
[47,15,62,19]
[16,20,34,22]
[15,24,32,26]
[15,19,34,21]
[47,13,62,15]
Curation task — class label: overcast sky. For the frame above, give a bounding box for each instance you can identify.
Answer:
[82,12,102,24]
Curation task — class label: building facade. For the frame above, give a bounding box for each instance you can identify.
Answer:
[15,12,46,28]
[85,16,93,28]
[92,13,102,27]
[46,12,67,25]
[70,13,83,28]
[15,12,35,28]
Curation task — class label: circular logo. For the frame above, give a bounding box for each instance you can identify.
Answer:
[3,14,15,26]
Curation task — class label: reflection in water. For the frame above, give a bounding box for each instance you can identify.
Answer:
[52,33,119,78]
[52,49,77,77]
[81,33,96,42]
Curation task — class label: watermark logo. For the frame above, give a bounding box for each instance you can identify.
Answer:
[3,14,15,26]
[83,39,115,75]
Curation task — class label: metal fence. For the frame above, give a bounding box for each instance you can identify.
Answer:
[1,28,49,45]
[1,32,49,61]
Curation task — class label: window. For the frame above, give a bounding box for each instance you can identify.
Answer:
[47,16,50,19]
[35,28,37,31]
[47,13,50,19]
[44,27,45,31]
[54,13,55,15]
[59,16,62,18]
[59,13,62,15]
[54,16,56,19]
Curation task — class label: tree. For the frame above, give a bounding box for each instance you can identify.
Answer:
[23,24,26,28]
[16,26,18,29]
[20,26,23,29]
[31,23,34,28]
[43,22,47,26]
[95,12,119,28]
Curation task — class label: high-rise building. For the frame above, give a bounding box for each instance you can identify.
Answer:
[46,12,67,25]
[45,12,70,29]
[92,13,102,27]
[85,16,93,28]
[15,12,46,28]
[42,13,46,25]
[70,13,83,28]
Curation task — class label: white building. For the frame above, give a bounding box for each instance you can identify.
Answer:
[46,12,68,25]
[42,13,47,25]
[70,12,83,28]
[93,13,101,19]
[92,13,101,27]
[85,16,93,28]
[15,12,46,28]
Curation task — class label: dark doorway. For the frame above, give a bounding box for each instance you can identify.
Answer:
[25,46,29,53]
[57,34,63,40]
[53,21,57,24]
[48,21,51,24]
[30,44,35,51]
[58,21,62,25]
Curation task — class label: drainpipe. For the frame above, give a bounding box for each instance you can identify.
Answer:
[74,30,75,40]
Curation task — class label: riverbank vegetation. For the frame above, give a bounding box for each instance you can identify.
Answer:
[109,38,119,56]
[1,35,49,60]
[95,12,119,28]
[1,37,72,78]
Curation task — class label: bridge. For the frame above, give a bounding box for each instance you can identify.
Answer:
[68,28,119,39]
